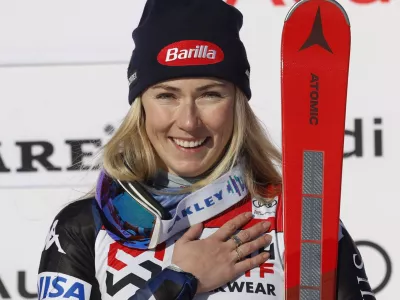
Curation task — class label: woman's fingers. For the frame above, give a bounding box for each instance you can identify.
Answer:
[233,250,271,275]
[178,223,204,244]
[210,212,253,241]
[231,234,272,263]
[228,221,271,249]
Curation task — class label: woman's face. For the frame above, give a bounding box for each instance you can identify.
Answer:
[141,77,235,177]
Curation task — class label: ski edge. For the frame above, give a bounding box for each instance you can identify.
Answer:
[285,0,350,26]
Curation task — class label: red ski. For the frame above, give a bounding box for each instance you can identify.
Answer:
[281,1,351,299]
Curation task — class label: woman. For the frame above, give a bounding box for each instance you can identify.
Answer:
[38,0,374,299]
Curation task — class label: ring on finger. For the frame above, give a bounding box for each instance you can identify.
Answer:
[231,234,243,248]
[235,247,244,262]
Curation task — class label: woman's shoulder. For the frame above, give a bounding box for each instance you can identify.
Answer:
[49,197,103,239]
[39,197,104,270]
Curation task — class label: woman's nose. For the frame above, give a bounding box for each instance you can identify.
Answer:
[175,101,201,132]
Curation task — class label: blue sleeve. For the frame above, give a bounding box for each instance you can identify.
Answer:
[130,268,198,300]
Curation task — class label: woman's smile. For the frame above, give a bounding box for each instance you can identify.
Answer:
[170,137,210,152]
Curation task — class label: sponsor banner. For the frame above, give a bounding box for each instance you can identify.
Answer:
[0,0,394,65]
[0,0,398,299]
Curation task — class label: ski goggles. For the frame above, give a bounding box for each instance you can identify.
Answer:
[95,165,248,250]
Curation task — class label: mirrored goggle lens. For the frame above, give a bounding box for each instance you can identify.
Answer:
[111,190,155,239]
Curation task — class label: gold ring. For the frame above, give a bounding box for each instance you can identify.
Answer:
[231,234,243,247]
[235,247,243,262]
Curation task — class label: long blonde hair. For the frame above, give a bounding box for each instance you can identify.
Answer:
[102,87,282,201]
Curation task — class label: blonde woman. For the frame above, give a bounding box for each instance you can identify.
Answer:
[38,0,373,299]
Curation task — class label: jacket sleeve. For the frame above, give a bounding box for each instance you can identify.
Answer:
[38,199,197,300]
[37,199,102,300]
[336,223,375,300]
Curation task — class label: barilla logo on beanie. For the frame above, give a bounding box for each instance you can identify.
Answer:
[157,40,224,66]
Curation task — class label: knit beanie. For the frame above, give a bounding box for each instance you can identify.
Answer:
[127,0,251,104]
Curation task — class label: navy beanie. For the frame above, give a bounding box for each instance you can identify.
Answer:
[127,0,251,105]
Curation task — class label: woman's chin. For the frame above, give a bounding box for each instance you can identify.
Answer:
[167,163,211,178]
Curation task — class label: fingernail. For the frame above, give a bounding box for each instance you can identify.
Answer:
[262,253,270,259]
[262,221,270,228]
[245,212,253,218]
[265,234,272,242]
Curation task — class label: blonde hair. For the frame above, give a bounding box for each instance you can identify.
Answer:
[102,87,282,201]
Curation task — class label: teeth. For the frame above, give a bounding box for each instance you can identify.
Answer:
[173,138,207,148]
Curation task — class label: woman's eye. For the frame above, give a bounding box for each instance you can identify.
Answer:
[156,93,175,99]
[202,91,222,98]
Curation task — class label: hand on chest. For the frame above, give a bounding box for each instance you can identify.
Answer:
[100,199,285,299]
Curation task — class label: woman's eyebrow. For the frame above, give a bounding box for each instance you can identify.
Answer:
[151,84,181,92]
[195,83,227,92]
[151,83,226,92]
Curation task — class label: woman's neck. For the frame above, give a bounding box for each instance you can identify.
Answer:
[148,169,204,189]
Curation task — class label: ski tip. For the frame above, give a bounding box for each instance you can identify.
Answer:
[284,0,310,22]
[285,0,350,26]
[326,0,350,26]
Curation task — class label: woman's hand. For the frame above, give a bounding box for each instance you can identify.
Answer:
[172,212,272,294]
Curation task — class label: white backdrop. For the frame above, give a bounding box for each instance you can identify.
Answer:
[0,0,397,299]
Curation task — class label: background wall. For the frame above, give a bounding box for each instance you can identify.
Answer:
[0,0,397,298]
